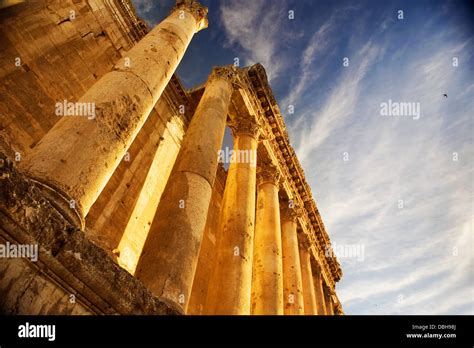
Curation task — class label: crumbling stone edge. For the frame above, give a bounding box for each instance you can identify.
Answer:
[0,152,182,315]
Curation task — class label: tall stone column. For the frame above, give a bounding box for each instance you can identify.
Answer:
[313,263,328,315]
[115,120,183,275]
[324,286,335,315]
[280,205,304,315]
[251,162,284,315]
[20,0,208,229]
[299,235,318,315]
[205,118,259,315]
[134,66,236,314]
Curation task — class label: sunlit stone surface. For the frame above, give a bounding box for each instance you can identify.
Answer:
[0,0,343,315]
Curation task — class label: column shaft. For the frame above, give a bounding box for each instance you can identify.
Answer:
[116,121,182,275]
[134,67,235,313]
[281,208,304,315]
[324,287,335,315]
[205,121,258,314]
[21,1,208,228]
[313,265,328,315]
[299,243,318,315]
[251,163,283,315]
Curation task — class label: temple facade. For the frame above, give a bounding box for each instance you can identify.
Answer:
[0,0,343,315]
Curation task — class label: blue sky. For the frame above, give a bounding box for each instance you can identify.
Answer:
[132,0,473,315]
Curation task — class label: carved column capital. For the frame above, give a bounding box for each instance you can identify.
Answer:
[324,284,334,298]
[256,162,280,187]
[207,66,238,85]
[312,260,322,275]
[229,117,260,139]
[280,204,301,222]
[258,131,270,142]
[304,199,315,212]
[173,0,208,32]
[298,232,311,251]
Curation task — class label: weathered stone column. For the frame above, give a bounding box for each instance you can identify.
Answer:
[20,0,208,229]
[324,285,335,315]
[299,236,318,315]
[251,162,284,315]
[115,119,183,275]
[205,118,259,315]
[280,205,304,315]
[313,263,328,315]
[134,66,236,314]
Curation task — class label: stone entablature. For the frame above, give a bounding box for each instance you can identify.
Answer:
[111,0,149,44]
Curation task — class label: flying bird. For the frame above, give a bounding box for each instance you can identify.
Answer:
[443,94,448,98]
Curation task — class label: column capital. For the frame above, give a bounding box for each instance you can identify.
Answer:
[311,258,323,276]
[229,117,260,139]
[280,204,301,222]
[207,66,238,85]
[298,232,311,251]
[256,162,280,187]
[173,0,208,32]
[323,284,332,296]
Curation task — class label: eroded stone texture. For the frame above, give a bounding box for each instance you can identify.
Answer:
[0,0,345,317]
[0,154,180,315]
[19,0,209,228]
[85,80,190,263]
[299,236,317,315]
[187,163,226,314]
[135,66,235,313]
[0,0,141,159]
[205,118,259,315]
[0,253,93,315]
[324,285,335,315]
[313,263,328,315]
[280,206,304,315]
[114,114,187,275]
[251,162,284,315]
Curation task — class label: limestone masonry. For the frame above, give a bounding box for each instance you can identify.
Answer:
[0,0,343,315]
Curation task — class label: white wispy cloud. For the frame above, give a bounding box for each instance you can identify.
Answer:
[295,40,384,162]
[282,6,361,111]
[287,12,473,314]
[219,0,286,81]
[281,17,335,111]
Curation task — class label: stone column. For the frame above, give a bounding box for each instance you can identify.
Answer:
[115,120,183,275]
[20,0,208,229]
[134,66,236,314]
[251,162,284,315]
[205,118,259,315]
[324,286,335,315]
[313,263,328,315]
[280,205,304,315]
[299,235,317,315]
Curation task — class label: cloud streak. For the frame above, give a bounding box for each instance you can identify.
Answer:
[219,0,287,81]
[278,6,473,314]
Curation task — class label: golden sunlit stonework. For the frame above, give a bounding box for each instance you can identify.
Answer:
[0,0,343,315]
